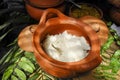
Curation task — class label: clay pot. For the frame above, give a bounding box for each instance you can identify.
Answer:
[32,8,102,78]
[18,25,37,52]
[24,0,65,20]
[69,3,103,19]
[79,16,109,46]
[110,7,120,25]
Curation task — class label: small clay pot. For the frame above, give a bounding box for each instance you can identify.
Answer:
[110,7,120,25]
[24,0,65,20]
[69,3,103,19]
[32,8,102,78]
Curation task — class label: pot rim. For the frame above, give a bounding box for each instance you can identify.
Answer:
[33,20,101,66]
[24,0,65,9]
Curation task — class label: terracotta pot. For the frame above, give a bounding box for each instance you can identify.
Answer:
[32,8,102,78]
[69,3,103,19]
[24,0,65,20]
[79,16,109,46]
[18,25,37,52]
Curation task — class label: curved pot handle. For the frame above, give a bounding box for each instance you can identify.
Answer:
[39,8,69,25]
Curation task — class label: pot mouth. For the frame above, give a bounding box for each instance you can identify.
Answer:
[24,0,64,9]
[33,22,101,65]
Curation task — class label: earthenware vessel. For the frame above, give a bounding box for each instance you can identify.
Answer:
[24,0,65,20]
[79,16,109,46]
[32,8,102,78]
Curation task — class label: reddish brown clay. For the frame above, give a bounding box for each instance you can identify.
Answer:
[79,16,109,46]
[32,8,102,78]
[24,0,65,20]
[18,25,37,52]
[25,0,64,8]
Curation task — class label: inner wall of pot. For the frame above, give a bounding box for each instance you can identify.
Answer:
[39,24,91,49]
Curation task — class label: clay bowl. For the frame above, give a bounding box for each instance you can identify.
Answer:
[24,0,65,20]
[32,8,102,78]
[69,3,103,19]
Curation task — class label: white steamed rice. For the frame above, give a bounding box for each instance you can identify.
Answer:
[43,31,90,62]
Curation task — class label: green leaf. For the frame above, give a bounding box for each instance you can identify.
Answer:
[112,50,120,58]
[11,75,18,80]
[2,65,14,80]
[24,52,36,62]
[21,57,35,70]
[28,73,40,80]
[0,22,11,30]
[110,50,120,73]
[44,73,57,80]
[0,48,13,65]
[0,27,14,41]
[117,40,120,46]
[14,68,26,80]
[101,35,114,53]
[18,57,35,73]
[106,21,112,27]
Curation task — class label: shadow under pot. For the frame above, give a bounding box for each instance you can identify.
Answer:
[24,0,65,20]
